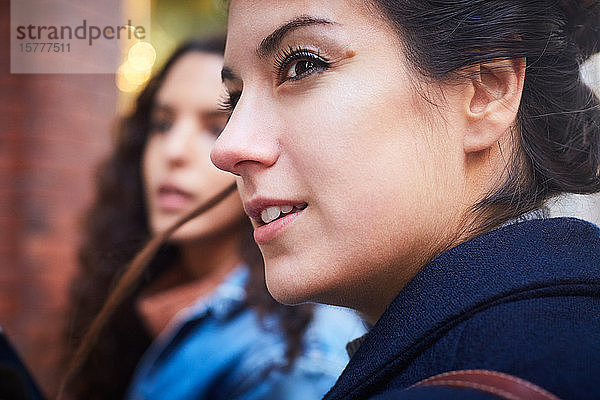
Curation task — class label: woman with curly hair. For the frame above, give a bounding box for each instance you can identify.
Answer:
[63,37,364,400]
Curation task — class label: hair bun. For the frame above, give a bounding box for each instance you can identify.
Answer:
[559,0,600,58]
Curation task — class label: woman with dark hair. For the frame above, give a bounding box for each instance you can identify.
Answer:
[210,0,600,399]
[63,37,365,400]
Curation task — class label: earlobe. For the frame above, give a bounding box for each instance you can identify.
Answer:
[463,58,526,153]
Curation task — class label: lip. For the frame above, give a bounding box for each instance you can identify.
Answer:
[254,211,304,244]
[156,183,195,212]
[244,197,307,244]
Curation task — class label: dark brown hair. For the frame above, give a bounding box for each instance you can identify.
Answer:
[62,37,314,400]
[370,0,600,232]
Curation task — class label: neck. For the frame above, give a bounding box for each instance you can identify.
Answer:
[136,225,243,337]
[178,226,243,283]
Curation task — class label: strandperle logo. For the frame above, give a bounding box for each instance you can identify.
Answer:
[11,0,151,73]
[15,19,146,46]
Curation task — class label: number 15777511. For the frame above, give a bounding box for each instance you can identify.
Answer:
[19,42,71,53]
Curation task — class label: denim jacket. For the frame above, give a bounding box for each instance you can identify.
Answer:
[126,265,366,400]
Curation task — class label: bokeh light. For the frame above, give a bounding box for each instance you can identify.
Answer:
[128,41,157,71]
[116,58,152,93]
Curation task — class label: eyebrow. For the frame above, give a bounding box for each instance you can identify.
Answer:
[257,16,335,58]
[222,15,335,83]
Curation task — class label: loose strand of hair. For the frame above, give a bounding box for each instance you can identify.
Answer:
[57,182,237,400]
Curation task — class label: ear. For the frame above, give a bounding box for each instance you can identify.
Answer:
[463,58,526,153]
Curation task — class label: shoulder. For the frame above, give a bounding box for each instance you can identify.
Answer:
[323,218,600,400]
[126,304,286,400]
[454,293,600,360]
[218,305,366,400]
[371,386,498,400]
[433,295,600,398]
[377,295,600,399]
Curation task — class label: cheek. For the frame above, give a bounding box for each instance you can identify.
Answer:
[185,165,243,235]
[200,162,236,189]
[275,71,461,274]
[142,139,161,202]
[170,189,245,241]
[281,65,426,165]
[210,191,245,227]
[186,133,235,195]
[141,140,166,235]
[282,71,436,217]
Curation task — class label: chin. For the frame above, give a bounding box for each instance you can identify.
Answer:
[154,220,206,242]
[263,258,325,306]
[265,279,308,305]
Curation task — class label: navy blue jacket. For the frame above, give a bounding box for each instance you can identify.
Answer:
[323,218,600,400]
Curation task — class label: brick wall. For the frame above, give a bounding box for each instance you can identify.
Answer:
[0,0,116,396]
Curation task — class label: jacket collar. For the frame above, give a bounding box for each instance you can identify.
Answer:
[183,263,248,322]
[324,218,600,399]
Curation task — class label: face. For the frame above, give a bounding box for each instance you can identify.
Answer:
[211,0,469,318]
[143,52,245,242]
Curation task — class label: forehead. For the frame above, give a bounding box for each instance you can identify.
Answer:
[157,52,224,104]
[224,0,384,63]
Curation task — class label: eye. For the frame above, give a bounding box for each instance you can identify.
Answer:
[285,59,319,80]
[149,118,172,134]
[274,46,330,84]
[149,107,174,135]
[205,114,229,137]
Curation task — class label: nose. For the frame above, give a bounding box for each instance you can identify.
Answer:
[211,94,279,176]
[164,119,205,167]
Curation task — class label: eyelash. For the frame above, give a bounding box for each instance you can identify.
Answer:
[218,46,331,115]
[274,45,330,83]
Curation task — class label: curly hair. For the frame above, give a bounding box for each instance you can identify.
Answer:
[63,37,314,400]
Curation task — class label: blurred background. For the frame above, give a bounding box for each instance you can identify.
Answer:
[1,0,226,397]
[0,0,599,398]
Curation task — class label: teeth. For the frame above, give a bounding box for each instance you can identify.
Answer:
[259,204,307,224]
[261,206,281,224]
